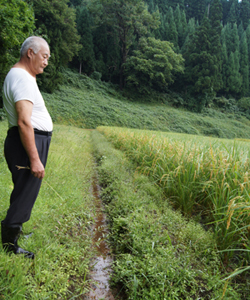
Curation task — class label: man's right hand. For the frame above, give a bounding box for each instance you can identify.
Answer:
[30,159,45,179]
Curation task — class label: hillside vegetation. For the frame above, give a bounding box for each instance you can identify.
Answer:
[1,69,250,139]
[37,70,250,139]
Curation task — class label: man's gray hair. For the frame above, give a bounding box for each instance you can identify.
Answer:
[20,36,49,57]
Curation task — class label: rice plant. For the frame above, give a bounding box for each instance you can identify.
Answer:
[97,126,250,267]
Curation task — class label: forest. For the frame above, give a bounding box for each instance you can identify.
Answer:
[1,0,250,112]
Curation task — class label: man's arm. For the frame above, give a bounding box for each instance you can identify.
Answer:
[15,100,45,179]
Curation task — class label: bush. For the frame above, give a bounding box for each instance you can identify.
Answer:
[90,71,102,81]
[238,97,250,111]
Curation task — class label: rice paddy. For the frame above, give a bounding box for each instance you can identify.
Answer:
[97,126,250,270]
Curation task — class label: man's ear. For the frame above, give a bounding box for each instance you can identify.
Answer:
[27,48,33,59]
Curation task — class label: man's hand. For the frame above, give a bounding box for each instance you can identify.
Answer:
[15,100,45,179]
[30,159,45,180]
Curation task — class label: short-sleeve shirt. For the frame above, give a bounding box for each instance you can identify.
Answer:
[3,68,53,131]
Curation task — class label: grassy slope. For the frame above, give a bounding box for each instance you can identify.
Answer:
[0,122,96,299]
[41,69,250,139]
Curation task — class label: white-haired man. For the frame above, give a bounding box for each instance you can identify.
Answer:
[2,36,53,259]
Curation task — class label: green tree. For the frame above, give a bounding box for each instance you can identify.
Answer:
[184,14,221,110]
[245,23,250,71]
[181,17,196,53]
[227,0,240,25]
[238,21,244,40]
[147,0,155,13]
[223,22,240,58]
[226,51,242,95]
[246,23,250,53]
[240,32,249,96]
[155,0,169,14]
[222,21,242,96]
[124,37,184,93]
[28,0,81,92]
[209,0,223,91]
[196,0,207,23]
[230,22,240,53]
[153,9,163,40]
[92,24,108,78]
[0,0,34,104]
[165,7,178,48]
[167,0,184,10]
[184,0,207,23]
[174,4,187,49]
[221,40,228,91]
[76,6,95,75]
[90,0,160,88]
[221,0,233,24]
[240,0,250,30]
[157,13,167,40]
[105,28,121,83]
[179,8,188,48]
[68,0,83,6]
[92,23,121,82]
[186,16,213,94]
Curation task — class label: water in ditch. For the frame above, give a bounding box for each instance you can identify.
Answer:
[84,177,120,300]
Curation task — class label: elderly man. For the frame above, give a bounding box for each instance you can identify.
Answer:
[2,36,53,259]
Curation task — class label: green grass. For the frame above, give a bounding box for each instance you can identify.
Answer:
[0,122,96,299]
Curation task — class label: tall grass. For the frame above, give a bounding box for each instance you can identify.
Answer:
[0,122,96,299]
[97,126,250,267]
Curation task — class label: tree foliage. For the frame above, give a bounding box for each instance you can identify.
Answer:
[240,32,249,96]
[27,0,81,92]
[184,16,215,95]
[240,0,250,30]
[0,0,34,103]
[209,0,223,91]
[124,37,184,93]
[75,6,95,75]
[89,0,160,88]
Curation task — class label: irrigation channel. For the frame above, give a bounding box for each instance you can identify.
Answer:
[84,177,120,300]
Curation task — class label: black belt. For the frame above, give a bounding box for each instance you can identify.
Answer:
[8,126,52,137]
[34,128,52,136]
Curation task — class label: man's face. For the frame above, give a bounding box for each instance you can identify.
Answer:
[30,42,50,75]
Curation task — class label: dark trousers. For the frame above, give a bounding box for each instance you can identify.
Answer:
[3,127,51,226]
